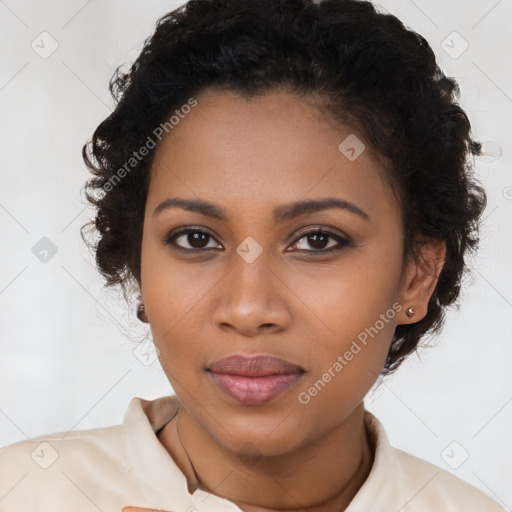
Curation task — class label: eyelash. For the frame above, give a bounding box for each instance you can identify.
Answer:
[164,226,353,255]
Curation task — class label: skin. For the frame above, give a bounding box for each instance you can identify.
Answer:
[128,89,446,512]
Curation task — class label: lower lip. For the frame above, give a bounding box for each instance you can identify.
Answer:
[208,372,304,405]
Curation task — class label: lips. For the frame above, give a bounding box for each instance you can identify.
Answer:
[207,354,304,377]
[206,355,305,405]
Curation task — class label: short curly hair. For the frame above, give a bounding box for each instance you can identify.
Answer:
[80,0,486,375]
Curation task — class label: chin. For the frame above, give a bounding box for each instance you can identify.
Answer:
[207,417,310,457]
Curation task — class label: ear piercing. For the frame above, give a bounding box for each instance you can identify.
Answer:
[137,302,148,323]
[406,306,415,318]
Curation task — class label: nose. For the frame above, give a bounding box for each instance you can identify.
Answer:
[212,252,292,338]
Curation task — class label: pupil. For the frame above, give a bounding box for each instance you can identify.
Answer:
[189,232,209,248]
[309,233,327,249]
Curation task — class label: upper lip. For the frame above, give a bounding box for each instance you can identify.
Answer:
[207,354,304,376]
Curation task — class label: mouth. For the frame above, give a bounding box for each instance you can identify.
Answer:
[206,354,305,405]
[207,354,304,375]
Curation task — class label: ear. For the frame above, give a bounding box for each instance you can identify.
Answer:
[396,238,446,325]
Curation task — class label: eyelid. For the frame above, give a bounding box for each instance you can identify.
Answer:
[290,225,351,244]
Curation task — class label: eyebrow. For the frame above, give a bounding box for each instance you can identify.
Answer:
[152,196,370,223]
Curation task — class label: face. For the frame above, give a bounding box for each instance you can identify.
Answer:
[140,89,414,456]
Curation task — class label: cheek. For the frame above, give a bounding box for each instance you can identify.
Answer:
[289,255,400,398]
[142,230,217,316]
[292,273,398,429]
[289,252,400,340]
[140,240,214,369]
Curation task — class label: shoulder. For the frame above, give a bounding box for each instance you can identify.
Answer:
[391,445,507,511]
[0,396,185,512]
[0,425,137,511]
[0,423,124,466]
[354,412,507,512]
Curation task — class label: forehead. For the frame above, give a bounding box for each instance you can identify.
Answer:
[147,89,397,223]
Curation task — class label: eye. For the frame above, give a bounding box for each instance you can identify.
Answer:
[165,227,222,251]
[288,227,353,254]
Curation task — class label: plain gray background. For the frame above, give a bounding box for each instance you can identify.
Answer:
[1,0,511,508]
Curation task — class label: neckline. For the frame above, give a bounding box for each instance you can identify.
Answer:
[124,395,399,511]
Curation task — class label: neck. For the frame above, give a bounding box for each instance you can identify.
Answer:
[158,402,374,512]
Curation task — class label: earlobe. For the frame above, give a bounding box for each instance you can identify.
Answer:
[397,239,446,324]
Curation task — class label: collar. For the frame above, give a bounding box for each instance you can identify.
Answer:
[123,394,402,511]
[123,395,242,511]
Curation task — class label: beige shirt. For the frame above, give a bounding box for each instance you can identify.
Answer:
[0,395,506,511]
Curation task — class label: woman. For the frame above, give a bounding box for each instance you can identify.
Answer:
[0,0,506,510]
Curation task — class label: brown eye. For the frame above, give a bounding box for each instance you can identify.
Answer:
[165,228,222,251]
[289,229,352,254]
